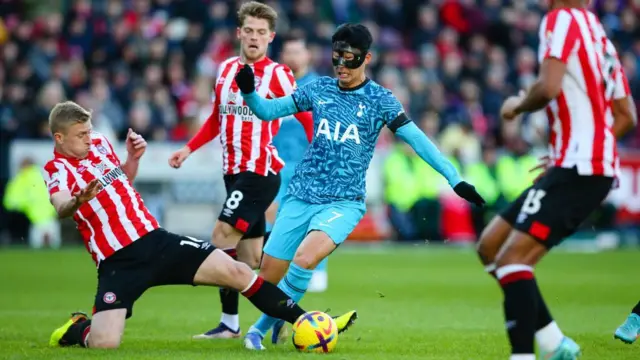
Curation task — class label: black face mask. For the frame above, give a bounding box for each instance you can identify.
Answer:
[331,41,367,69]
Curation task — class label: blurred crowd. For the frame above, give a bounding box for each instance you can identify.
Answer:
[1,0,639,245]
[1,0,639,146]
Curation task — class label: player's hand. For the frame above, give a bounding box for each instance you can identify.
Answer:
[73,179,102,204]
[235,64,255,94]
[168,146,191,169]
[530,155,550,183]
[500,90,526,121]
[453,181,486,207]
[125,128,147,160]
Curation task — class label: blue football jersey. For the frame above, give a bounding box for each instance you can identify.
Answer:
[272,71,319,165]
[288,77,409,204]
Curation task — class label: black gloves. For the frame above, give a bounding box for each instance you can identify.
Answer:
[453,181,486,207]
[234,64,255,94]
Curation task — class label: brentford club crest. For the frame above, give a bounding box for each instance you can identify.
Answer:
[254,76,262,89]
[96,144,108,154]
[103,292,117,304]
[227,90,238,104]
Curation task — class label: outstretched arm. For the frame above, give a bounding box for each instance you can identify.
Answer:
[395,122,462,187]
[235,64,299,121]
[242,92,299,121]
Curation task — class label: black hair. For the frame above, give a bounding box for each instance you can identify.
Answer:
[331,23,373,52]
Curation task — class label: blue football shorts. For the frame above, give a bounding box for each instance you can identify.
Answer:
[263,195,366,261]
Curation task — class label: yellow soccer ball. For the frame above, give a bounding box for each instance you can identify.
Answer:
[292,311,339,353]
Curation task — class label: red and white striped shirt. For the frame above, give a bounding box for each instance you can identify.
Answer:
[187,56,313,176]
[43,132,159,266]
[538,8,622,177]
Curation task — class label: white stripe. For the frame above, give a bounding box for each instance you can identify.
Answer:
[275,67,295,95]
[58,158,122,252]
[220,115,228,173]
[49,161,70,191]
[246,63,278,173]
[75,209,105,263]
[220,61,238,173]
[120,180,155,232]
[241,273,259,293]
[484,263,496,273]
[91,147,140,242]
[95,135,154,227]
[548,10,572,59]
[573,10,606,175]
[496,264,534,280]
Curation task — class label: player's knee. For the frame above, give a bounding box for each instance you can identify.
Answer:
[476,226,505,264]
[476,232,494,262]
[243,254,261,270]
[292,251,316,270]
[212,222,240,248]
[225,260,253,287]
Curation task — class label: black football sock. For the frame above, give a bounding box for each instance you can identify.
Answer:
[534,279,553,329]
[497,265,537,356]
[242,275,305,324]
[61,319,92,347]
[219,248,239,319]
[632,301,640,316]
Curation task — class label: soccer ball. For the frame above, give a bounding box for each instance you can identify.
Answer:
[292,311,338,353]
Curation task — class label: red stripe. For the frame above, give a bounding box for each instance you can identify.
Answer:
[576,11,606,175]
[216,59,240,173]
[545,108,556,158]
[621,68,631,95]
[79,153,132,251]
[223,248,238,258]
[82,325,91,347]
[242,276,264,297]
[269,65,286,97]
[238,120,253,172]
[499,270,534,286]
[555,92,572,166]
[254,121,271,175]
[543,11,559,59]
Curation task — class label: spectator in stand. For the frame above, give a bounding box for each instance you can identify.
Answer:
[1,0,639,241]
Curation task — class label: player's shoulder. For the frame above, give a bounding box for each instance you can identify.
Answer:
[272,62,292,73]
[221,56,240,69]
[365,79,396,101]
[310,76,336,88]
[43,158,61,172]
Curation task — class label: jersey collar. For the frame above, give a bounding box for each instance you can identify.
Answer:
[337,78,370,92]
[238,56,271,68]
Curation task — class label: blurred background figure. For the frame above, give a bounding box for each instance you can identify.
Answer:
[269,33,328,292]
[3,157,60,249]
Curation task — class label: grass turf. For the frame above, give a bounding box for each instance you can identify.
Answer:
[0,246,638,359]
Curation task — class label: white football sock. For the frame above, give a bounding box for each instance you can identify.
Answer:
[510,355,535,360]
[535,321,563,352]
[220,313,239,332]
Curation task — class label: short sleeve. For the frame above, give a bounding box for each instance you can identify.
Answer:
[43,161,74,196]
[270,65,297,98]
[540,10,580,64]
[614,67,631,100]
[291,80,317,112]
[379,90,410,132]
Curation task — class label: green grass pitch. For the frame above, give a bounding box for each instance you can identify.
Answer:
[0,246,638,359]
